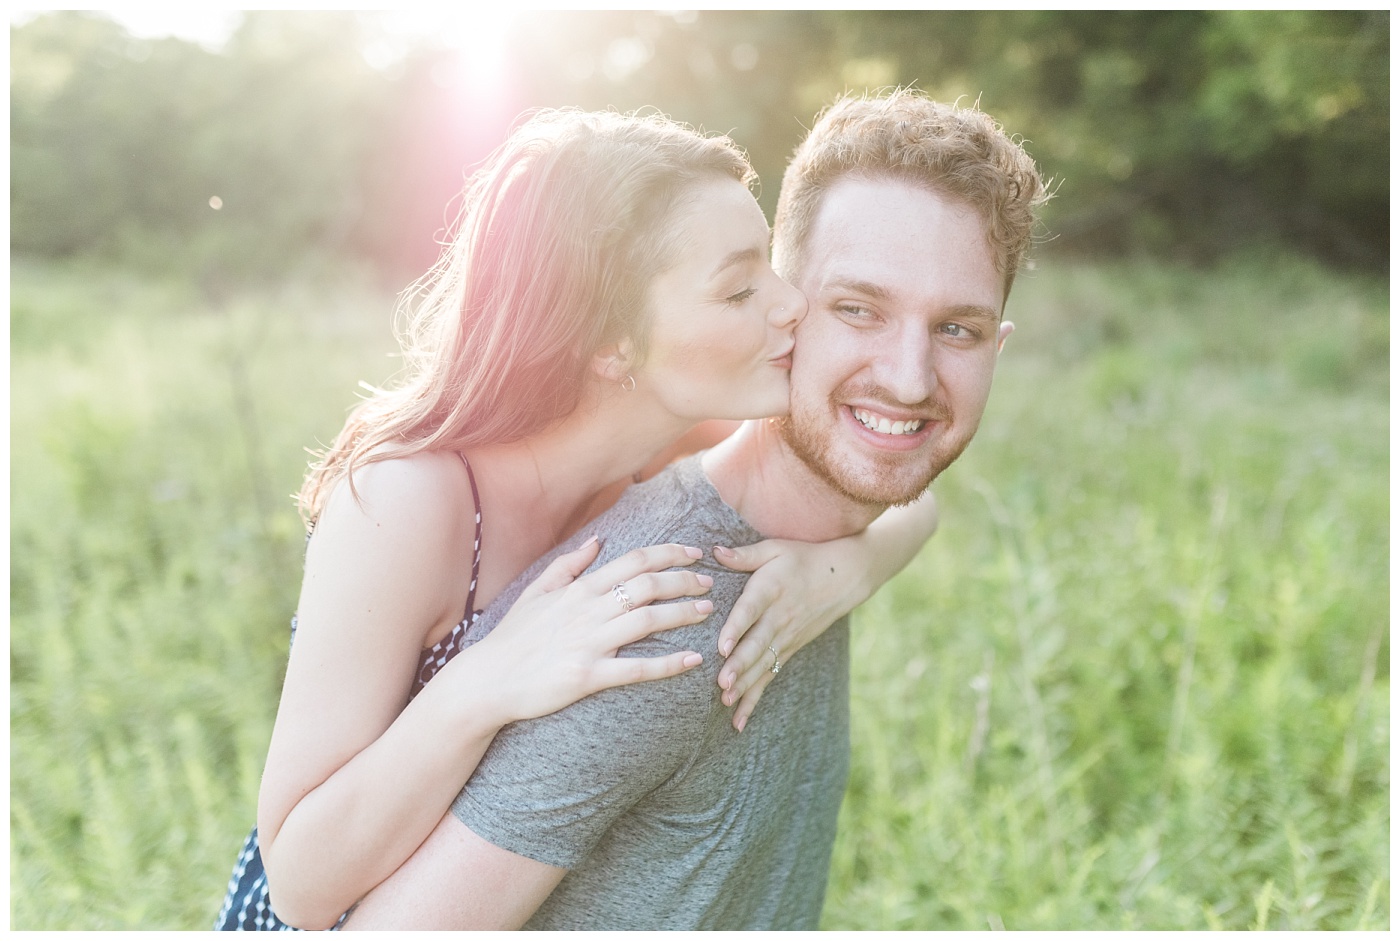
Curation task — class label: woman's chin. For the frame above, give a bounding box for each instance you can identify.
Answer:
[673,374,791,424]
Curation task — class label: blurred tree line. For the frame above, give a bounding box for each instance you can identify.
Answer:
[11,10,1389,283]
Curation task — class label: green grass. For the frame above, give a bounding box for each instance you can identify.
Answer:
[826,255,1389,929]
[9,253,1389,929]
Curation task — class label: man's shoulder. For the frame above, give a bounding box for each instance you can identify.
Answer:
[479,456,759,623]
[594,454,757,552]
[462,457,753,782]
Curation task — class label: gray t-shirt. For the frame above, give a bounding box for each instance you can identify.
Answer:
[451,454,850,930]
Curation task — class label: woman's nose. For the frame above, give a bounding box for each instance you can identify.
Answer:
[771,279,808,328]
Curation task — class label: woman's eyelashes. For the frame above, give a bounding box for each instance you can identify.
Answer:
[725,287,757,305]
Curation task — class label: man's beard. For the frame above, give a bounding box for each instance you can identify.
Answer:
[776,383,968,508]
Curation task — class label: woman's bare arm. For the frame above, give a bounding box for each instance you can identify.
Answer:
[256,455,714,928]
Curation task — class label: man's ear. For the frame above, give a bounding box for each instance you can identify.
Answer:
[997,321,1014,354]
[591,336,635,383]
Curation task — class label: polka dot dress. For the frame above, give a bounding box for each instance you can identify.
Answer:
[214,454,483,930]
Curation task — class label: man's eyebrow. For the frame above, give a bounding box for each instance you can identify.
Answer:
[949,304,1002,324]
[709,246,763,279]
[819,277,891,301]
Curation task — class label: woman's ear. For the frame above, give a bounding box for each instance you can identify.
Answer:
[591,337,635,383]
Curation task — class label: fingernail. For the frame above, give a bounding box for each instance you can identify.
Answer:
[576,534,598,550]
[720,639,734,656]
[719,670,732,688]
[736,715,747,733]
[713,545,735,559]
[695,600,714,614]
[683,653,703,668]
[696,574,713,588]
[684,546,703,559]
[722,692,733,706]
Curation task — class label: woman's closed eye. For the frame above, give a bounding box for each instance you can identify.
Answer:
[726,287,757,305]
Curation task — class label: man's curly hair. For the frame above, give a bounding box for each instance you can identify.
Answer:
[773,88,1049,300]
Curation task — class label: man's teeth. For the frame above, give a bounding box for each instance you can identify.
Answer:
[852,408,926,435]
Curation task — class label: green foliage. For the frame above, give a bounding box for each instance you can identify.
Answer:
[10,12,391,279]
[801,10,1389,267]
[11,258,401,928]
[824,253,1388,929]
[9,11,1390,277]
[9,256,1387,928]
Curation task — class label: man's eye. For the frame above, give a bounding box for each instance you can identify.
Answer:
[837,304,873,320]
[726,288,757,305]
[940,322,973,338]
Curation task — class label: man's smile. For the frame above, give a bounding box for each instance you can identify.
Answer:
[840,403,941,452]
[850,407,926,436]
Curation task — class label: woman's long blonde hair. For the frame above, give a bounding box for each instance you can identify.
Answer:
[299,109,754,522]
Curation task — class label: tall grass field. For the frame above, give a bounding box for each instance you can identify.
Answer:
[10,254,1388,929]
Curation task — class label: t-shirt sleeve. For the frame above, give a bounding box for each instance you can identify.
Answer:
[449,626,723,870]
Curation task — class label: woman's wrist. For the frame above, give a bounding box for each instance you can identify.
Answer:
[414,641,518,741]
[835,528,883,611]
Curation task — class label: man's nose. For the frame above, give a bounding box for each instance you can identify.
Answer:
[872,329,936,405]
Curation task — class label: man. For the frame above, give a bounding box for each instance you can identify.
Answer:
[345,89,1047,930]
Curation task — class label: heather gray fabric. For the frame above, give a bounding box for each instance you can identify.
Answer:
[452,454,850,930]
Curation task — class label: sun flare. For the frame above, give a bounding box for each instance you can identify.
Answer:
[374,9,523,91]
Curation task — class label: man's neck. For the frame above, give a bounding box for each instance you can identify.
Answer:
[701,419,885,542]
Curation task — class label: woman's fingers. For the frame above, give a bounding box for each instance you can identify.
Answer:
[717,631,754,694]
[716,577,779,657]
[517,535,602,603]
[603,597,715,647]
[721,626,783,707]
[601,569,712,613]
[712,541,784,574]
[717,606,779,695]
[591,648,706,691]
[731,670,776,732]
[578,544,703,595]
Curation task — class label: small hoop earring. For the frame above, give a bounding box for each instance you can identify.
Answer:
[621,375,637,392]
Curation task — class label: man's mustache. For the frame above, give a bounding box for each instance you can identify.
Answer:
[830,381,953,424]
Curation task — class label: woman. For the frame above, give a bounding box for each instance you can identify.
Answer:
[216,109,937,930]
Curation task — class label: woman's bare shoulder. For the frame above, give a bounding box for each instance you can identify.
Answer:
[315,450,476,552]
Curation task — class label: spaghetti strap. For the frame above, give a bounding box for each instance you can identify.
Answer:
[458,452,484,621]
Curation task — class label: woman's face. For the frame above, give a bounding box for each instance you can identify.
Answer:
[634,178,807,421]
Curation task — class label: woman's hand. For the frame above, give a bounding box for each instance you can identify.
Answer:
[257,455,717,929]
[469,538,717,726]
[713,493,941,731]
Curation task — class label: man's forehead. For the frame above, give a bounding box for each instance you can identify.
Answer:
[798,178,1002,314]
[816,173,984,232]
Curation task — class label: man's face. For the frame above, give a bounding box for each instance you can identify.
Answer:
[779,175,1012,507]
